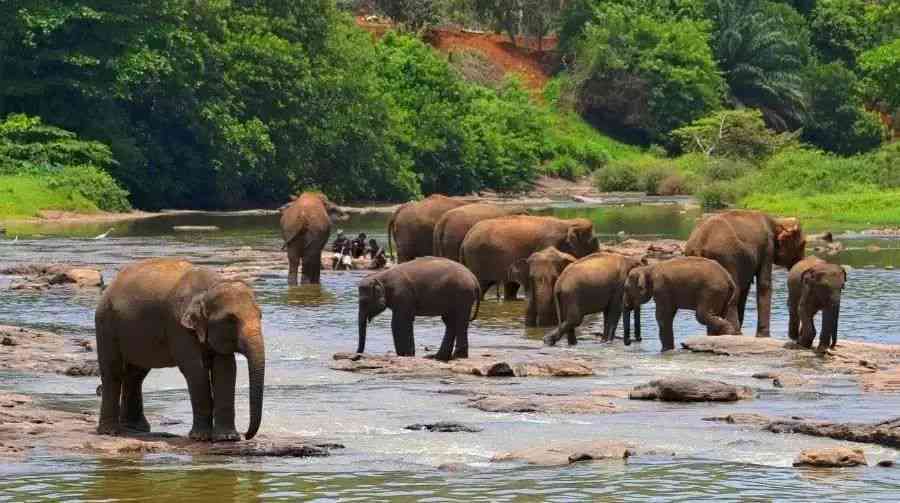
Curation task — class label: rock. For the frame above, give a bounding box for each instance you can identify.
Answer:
[766,417,900,448]
[331,352,595,378]
[751,371,808,388]
[48,268,103,287]
[492,440,633,466]
[878,460,895,468]
[793,447,867,468]
[404,421,482,433]
[173,226,220,232]
[205,442,341,457]
[597,238,684,262]
[0,325,93,375]
[2,264,103,289]
[682,335,787,356]
[438,462,473,472]
[468,394,619,414]
[702,413,772,426]
[1,336,16,346]
[630,378,754,402]
[64,361,99,377]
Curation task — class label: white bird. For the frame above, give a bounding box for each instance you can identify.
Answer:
[93,228,114,240]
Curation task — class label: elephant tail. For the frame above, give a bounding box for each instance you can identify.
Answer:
[470,284,481,321]
[387,208,398,261]
[554,285,564,328]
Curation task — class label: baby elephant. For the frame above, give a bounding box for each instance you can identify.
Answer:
[357,257,480,361]
[544,253,644,346]
[624,257,740,351]
[508,247,576,327]
[788,256,846,352]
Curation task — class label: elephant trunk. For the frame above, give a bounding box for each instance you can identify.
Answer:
[623,307,631,345]
[830,299,840,348]
[242,331,265,440]
[357,309,367,354]
[534,279,556,327]
[634,303,641,341]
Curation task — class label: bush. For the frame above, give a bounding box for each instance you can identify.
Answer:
[704,158,754,182]
[542,155,586,180]
[858,38,900,109]
[638,165,676,195]
[594,162,640,192]
[658,173,693,196]
[670,109,798,161]
[697,181,739,210]
[46,165,132,212]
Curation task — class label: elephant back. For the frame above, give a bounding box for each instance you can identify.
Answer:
[434,203,514,261]
[392,195,470,262]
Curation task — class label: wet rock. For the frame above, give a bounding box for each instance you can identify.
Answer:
[702,413,772,426]
[438,462,473,472]
[878,460,895,468]
[404,421,482,433]
[793,447,867,468]
[2,264,103,289]
[173,225,220,232]
[0,325,93,375]
[766,417,900,448]
[331,352,595,378]
[861,367,900,392]
[752,371,808,388]
[468,394,619,414]
[204,442,341,457]
[630,378,754,402]
[598,238,684,262]
[64,361,99,377]
[492,440,633,466]
[682,335,787,356]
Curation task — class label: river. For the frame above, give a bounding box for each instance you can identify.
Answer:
[1,204,899,501]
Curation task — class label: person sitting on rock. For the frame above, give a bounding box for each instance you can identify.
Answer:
[332,230,348,253]
[367,238,387,269]
[351,233,367,258]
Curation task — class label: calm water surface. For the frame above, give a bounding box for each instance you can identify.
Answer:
[2,205,899,501]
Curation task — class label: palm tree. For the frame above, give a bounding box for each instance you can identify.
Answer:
[710,0,809,130]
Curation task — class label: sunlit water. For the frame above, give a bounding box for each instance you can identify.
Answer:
[2,205,900,501]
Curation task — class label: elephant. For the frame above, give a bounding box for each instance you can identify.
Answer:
[388,194,470,263]
[507,247,576,328]
[433,203,526,262]
[787,256,846,352]
[460,215,599,300]
[280,192,348,285]
[543,252,645,347]
[357,257,481,362]
[624,257,740,351]
[684,210,805,337]
[94,258,265,441]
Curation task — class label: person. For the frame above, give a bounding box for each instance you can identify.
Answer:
[367,238,387,269]
[351,233,367,258]
[332,230,348,253]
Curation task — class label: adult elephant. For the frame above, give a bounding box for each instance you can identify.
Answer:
[95,259,265,441]
[543,253,644,346]
[461,215,599,300]
[684,210,805,338]
[388,194,470,263]
[507,247,575,327]
[280,192,348,285]
[433,203,526,262]
[787,256,846,352]
[357,257,481,362]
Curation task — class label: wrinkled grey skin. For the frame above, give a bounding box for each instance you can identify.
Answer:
[357,257,480,362]
[684,210,805,337]
[461,216,599,301]
[508,247,576,328]
[624,257,740,352]
[787,256,846,352]
[433,203,527,262]
[280,192,348,285]
[95,259,265,441]
[388,195,470,263]
[544,253,645,346]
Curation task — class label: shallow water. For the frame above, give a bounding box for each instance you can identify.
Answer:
[2,204,900,501]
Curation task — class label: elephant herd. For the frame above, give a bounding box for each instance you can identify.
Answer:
[92,192,845,442]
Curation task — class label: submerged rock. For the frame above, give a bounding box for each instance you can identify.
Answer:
[404,421,482,433]
[681,335,787,356]
[630,378,754,402]
[793,447,867,468]
[331,352,595,378]
[597,238,684,262]
[492,440,633,466]
[702,413,773,426]
[766,417,900,448]
[0,325,94,376]
[467,394,619,414]
[2,264,103,289]
[63,361,99,377]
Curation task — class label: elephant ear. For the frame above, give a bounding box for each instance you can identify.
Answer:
[637,268,653,294]
[556,254,576,274]
[180,294,208,344]
[508,258,529,283]
[800,268,820,287]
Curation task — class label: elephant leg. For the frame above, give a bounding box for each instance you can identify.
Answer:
[479,280,495,301]
[391,312,416,357]
[287,247,301,287]
[453,306,471,359]
[97,336,124,435]
[736,286,750,328]
[178,360,214,441]
[525,295,537,327]
[605,303,623,342]
[120,363,151,432]
[504,282,520,301]
[657,306,677,352]
[211,354,240,442]
[755,261,773,338]
[787,289,800,341]
[434,315,456,362]
[696,307,731,336]
[301,246,322,284]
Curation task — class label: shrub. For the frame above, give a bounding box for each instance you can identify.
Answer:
[542,155,586,180]
[704,158,753,182]
[670,109,798,161]
[47,165,132,212]
[697,181,738,210]
[658,173,694,196]
[858,38,900,109]
[594,162,640,192]
[449,50,505,89]
[638,165,676,195]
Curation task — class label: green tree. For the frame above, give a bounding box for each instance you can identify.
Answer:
[374,0,441,29]
[707,0,810,129]
[859,38,900,110]
[567,2,724,142]
[810,0,875,65]
[670,109,799,160]
[802,62,887,155]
